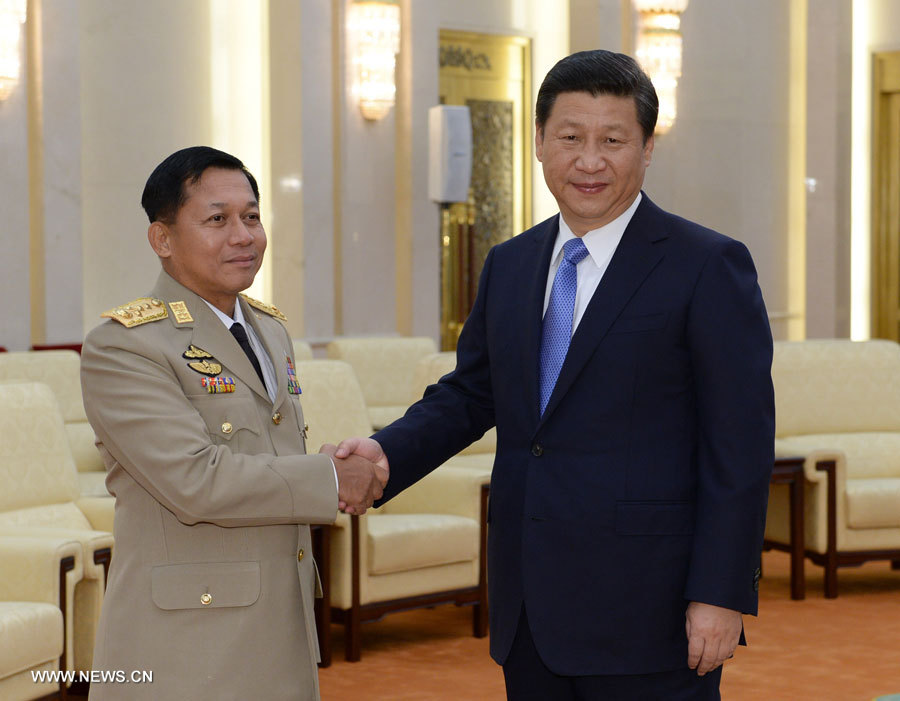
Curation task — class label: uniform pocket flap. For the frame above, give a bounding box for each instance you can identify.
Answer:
[615,501,694,535]
[151,561,261,610]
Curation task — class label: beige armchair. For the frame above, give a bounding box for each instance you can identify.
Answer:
[0,533,82,695]
[296,359,488,661]
[411,352,496,476]
[0,350,108,497]
[292,339,314,361]
[326,336,437,429]
[0,382,114,671]
[765,339,900,598]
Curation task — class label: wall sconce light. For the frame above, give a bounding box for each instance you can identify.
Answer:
[0,0,27,103]
[348,0,400,121]
[633,0,689,135]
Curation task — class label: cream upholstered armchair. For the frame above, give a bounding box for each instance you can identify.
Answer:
[410,352,496,476]
[296,359,488,661]
[292,339,314,361]
[0,382,114,672]
[326,336,437,429]
[0,350,108,497]
[765,339,900,598]
[0,533,82,698]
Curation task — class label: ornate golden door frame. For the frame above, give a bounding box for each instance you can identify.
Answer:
[438,30,532,349]
[873,52,900,340]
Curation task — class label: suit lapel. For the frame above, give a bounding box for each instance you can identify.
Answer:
[520,216,561,427]
[537,196,669,427]
[241,296,288,411]
[151,272,271,403]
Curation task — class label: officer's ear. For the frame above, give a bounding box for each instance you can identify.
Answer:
[148,221,173,259]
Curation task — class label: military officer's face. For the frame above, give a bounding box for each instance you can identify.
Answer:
[153,167,266,315]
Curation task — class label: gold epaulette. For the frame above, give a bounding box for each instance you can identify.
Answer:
[240,293,287,321]
[101,297,169,328]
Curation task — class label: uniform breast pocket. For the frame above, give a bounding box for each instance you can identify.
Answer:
[189,395,263,448]
[609,312,669,334]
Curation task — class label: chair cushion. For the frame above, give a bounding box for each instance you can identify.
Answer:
[0,383,81,513]
[776,433,900,479]
[328,337,436,407]
[0,602,62,678]
[0,351,86,423]
[77,472,111,498]
[368,405,408,431]
[65,422,104,473]
[366,514,478,575]
[846,479,900,529]
[773,340,900,437]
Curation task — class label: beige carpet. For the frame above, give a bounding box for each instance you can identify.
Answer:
[319,550,900,700]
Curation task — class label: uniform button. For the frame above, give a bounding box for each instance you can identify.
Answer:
[531,443,543,457]
[297,548,304,562]
[272,412,282,425]
[221,422,233,434]
[200,593,212,606]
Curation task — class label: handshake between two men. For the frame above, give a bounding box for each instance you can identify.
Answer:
[320,437,389,515]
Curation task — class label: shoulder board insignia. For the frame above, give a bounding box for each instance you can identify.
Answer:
[169,301,194,324]
[101,298,168,328]
[240,293,287,321]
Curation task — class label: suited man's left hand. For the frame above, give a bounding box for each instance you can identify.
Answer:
[685,601,742,675]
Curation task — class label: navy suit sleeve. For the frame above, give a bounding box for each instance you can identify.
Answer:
[374,248,497,502]
[683,238,774,615]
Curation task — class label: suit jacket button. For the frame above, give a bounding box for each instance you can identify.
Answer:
[200,593,212,606]
[272,412,282,425]
[531,443,543,457]
[297,548,304,562]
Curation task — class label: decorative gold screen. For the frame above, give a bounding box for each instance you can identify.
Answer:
[438,30,532,350]
[873,52,900,340]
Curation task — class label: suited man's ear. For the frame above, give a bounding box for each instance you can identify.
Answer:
[535,123,545,162]
[643,134,655,167]
[148,222,173,260]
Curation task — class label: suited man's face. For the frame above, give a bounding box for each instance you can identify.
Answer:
[536,91,653,235]
[148,167,267,315]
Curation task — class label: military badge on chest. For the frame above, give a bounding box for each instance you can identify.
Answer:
[183,344,233,392]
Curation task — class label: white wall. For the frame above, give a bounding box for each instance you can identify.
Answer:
[80,0,215,332]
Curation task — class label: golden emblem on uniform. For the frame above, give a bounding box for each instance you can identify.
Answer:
[187,359,223,376]
[168,300,194,323]
[240,292,288,321]
[182,344,214,359]
[101,297,168,327]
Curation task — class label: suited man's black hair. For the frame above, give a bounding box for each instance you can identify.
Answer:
[535,50,658,143]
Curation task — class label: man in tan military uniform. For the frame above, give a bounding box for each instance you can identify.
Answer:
[81,146,385,700]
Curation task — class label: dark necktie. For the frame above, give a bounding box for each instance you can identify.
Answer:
[230,322,266,386]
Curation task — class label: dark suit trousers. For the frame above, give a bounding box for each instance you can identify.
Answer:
[503,608,722,701]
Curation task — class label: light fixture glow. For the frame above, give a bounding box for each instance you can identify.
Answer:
[0,0,27,102]
[348,0,400,121]
[633,0,689,135]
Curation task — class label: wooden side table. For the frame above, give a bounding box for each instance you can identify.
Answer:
[764,457,806,600]
[310,523,332,667]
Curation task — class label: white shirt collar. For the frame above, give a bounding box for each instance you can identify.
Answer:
[550,192,643,268]
[202,297,246,328]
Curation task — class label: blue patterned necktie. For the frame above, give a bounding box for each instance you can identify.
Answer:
[539,237,590,415]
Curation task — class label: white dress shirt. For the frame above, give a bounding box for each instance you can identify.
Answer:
[204,298,277,403]
[542,193,643,334]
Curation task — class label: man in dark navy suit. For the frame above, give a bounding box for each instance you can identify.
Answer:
[336,50,774,699]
